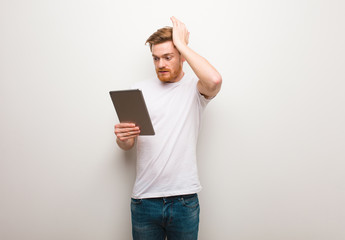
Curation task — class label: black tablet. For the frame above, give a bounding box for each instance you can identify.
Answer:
[109,89,155,135]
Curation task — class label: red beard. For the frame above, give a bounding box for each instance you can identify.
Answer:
[156,66,182,83]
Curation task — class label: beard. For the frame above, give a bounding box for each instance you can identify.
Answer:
[156,64,183,83]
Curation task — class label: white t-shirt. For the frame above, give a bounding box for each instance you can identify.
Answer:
[131,72,211,199]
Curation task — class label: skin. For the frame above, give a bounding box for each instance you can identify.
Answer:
[115,123,140,151]
[152,41,185,83]
[115,16,222,151]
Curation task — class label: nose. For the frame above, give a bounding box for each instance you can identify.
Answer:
[157,59,166,69]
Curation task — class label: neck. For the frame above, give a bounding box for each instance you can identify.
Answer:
[169,71,185,83]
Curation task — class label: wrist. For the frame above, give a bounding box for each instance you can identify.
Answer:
[116,137,135,151]
[174,42,188,53]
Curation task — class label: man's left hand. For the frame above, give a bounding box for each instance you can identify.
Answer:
[170,16,189,49]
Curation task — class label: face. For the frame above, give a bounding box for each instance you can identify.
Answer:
[151,41,185,83]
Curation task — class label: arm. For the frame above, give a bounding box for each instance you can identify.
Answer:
[170,16,222,98]
[114,123,140,151]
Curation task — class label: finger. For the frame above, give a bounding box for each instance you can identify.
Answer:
[175,18,185,27]
[118,136,136,141]
[118,133,140,141]
[121,123,136,128]
[172,16,180,24]
[119,131,140,137]
[116,131,140,138]
[116,131,140,139]
[115,127,140,134]
[117,129,140,136]
[115,123,137,129]
[171,16,177,27]
[115,126,139,131]
[172,16,181,27]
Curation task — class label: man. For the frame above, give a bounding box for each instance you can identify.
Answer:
[114,16,222,240]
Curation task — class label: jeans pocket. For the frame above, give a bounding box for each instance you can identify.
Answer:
[131,198,142,205]
[180,194,199,208]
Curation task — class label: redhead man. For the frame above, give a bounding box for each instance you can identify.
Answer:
[114,17,222,240]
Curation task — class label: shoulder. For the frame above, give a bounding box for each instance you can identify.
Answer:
[180,72,199,87]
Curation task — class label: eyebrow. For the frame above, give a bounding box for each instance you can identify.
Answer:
[152,53,174,58]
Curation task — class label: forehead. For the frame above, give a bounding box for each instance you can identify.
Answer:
[151,41,178,57]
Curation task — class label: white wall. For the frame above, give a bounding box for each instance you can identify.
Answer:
[1,0,344,239]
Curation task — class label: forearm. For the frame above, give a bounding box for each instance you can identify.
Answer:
[170,16,222,97]
[177,44,222,96]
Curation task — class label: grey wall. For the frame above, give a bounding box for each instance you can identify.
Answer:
[1,0,344,239]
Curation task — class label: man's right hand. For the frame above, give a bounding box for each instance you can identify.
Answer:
[114,123,140,150]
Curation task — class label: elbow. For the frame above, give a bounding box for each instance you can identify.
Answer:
[209,75,222,92]
[198,74,222,98]
[214,75,222,86]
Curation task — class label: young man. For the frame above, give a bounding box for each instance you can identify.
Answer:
[114,16,222,240]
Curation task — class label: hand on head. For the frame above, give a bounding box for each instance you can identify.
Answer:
[170,16,190,48]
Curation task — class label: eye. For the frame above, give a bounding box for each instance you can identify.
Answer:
[153,57,159,61]
[165,56,172,61]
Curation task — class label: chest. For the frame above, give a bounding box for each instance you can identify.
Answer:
[142,84,197,126]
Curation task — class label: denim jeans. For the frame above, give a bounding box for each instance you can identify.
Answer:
[131,193,200,240]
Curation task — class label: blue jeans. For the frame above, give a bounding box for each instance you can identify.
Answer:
[131,193,200,240]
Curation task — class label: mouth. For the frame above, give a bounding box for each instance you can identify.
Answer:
[158,70,170,74]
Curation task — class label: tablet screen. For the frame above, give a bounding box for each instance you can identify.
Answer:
[109,89,155,135]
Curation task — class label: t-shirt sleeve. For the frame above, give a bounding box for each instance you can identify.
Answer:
[192,77,212,110]
[196,88,212,109]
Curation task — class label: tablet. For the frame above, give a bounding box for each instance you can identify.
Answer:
[109,89,155,135]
